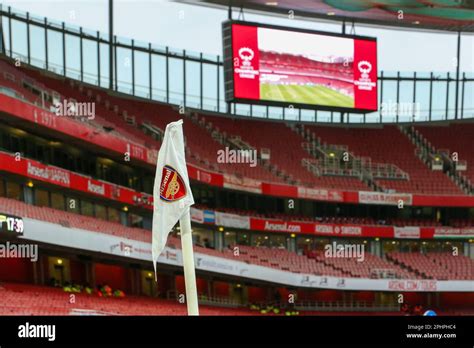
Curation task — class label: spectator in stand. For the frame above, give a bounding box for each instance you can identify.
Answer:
[400,303,410,316]
[113,289,126,298]
[84,283,93,295]
[413,304,423,316]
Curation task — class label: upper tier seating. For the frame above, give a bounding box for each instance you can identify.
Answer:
[304,125,463,195]
[2,63,284,183]
[415,123,474,184]
[202,114,371,191]
[0,59,470,195]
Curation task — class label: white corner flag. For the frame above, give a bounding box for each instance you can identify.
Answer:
[152,119,199,315]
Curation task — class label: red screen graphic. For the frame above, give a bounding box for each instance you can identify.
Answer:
[229,23,378,112]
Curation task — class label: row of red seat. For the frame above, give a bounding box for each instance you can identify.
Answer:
[0,283,253,316]
[303,124,464,195]
[415,124,474,184]
[387,252,473,280]
[307,250,417,279]
[0,197,471,280]
[2,59,470,196]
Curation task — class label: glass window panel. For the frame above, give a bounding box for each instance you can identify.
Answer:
[414,82,430,122]
[151,53,166,102]
[380,80,397,123]
[316,111,332,123]
[235,103,250,116]
[130,213,143,228]
[268,106,283,120]
[47,29,63,74]
[218,64,226,113]
[2,17,10,55]
[30,24,45,68]
[108,207,120,223]
[11,19,27,60]
[301,109,315,122]
[185,60,200,108]
[169,57,184,105]
[51,192,65,211]
[65,34,80,80]
[224,231,236,248]
[462,81,473,119]
[35,189,49,207]
[116,46,133,94]
[202,63,218,112]
[81,200,94,217]
[284,106,298,121]
[251,105,266,118]
[447,79,456,120]
[349,113,364,123]
[83,38,99,85]
[236,232,249,245]
[134,49,150,98]
[431,77,448,121]
[99,42,110,89]
[95,204,107,220]
[6,181,22,200]
[398,80,414,122]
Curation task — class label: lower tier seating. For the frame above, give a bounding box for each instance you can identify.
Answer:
[0,197,471,281]
[0,283,254,316]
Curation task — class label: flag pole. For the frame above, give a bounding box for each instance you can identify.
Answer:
[179,210,199,315]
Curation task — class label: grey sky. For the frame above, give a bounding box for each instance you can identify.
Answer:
[2,0,473,73]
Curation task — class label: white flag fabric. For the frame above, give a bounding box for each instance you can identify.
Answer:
[152,119,194,277]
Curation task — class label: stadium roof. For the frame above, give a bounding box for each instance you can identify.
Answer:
[181,0,474,32]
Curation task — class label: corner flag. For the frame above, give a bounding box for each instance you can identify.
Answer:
[152,119,199,315]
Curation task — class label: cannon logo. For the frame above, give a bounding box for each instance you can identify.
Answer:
[160,165,187,202]
[238,47,254,66]
[358,60,372,77]
[355,60,376,91]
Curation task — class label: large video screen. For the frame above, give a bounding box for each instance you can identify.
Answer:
[223,21,378,113]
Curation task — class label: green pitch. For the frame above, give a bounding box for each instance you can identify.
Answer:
[260,83,354,107]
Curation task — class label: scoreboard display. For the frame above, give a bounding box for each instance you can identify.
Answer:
[223,21,378,113]
[0,213,24,235]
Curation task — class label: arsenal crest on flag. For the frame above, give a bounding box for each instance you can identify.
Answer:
[160,165,187,202]
[152,120,194,272]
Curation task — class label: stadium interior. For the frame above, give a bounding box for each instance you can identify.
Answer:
[0,1,473,317]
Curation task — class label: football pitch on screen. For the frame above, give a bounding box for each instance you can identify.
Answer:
[260,83,354,107]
